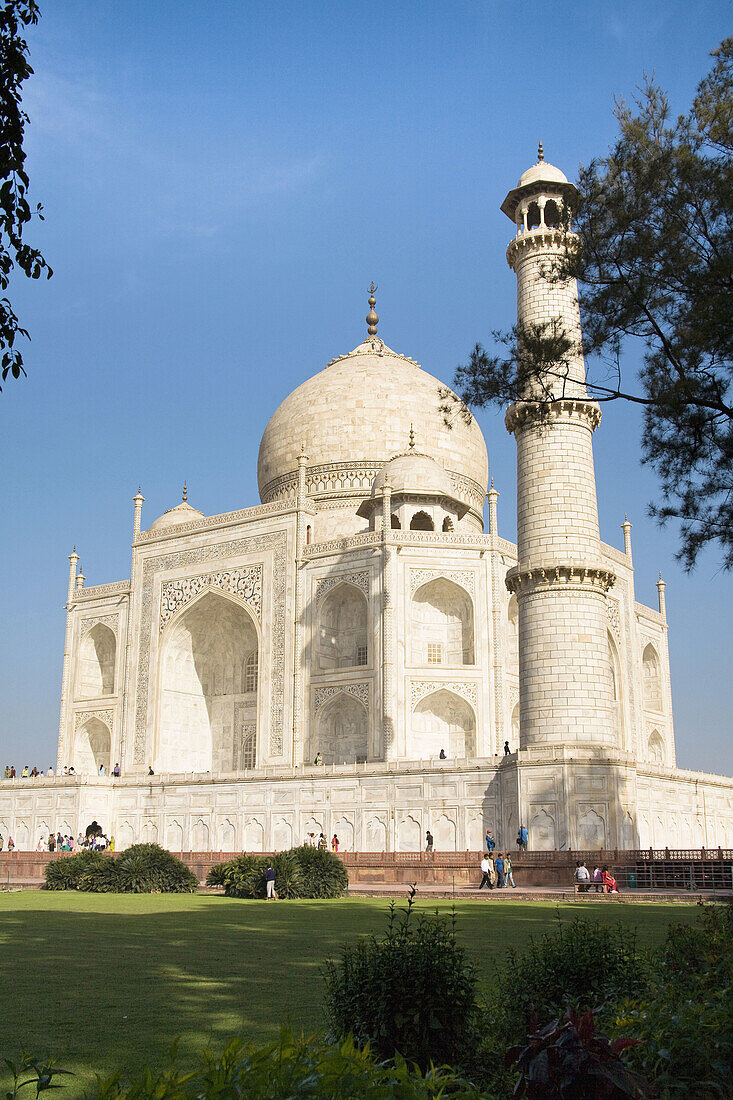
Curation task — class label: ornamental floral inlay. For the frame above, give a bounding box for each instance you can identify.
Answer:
[409,681,478,709]
[315,571,370,603]
[80,614,119,636]
[409,568,475,597]
[314,683,370,711]
[74,708,114,731]
[160,566,262,632]
[607,600,621,642]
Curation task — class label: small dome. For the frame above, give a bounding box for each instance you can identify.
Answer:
[148,500,204,533]
[373,451,455,498]
[517,159,568,188]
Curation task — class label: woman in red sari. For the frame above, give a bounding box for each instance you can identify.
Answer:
[601,865,619,893]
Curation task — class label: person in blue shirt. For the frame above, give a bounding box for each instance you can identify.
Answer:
[485,829,496,852]
[517,824,528,851]
[495,853,505,887]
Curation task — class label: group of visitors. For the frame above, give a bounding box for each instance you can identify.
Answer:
[479,850,516,888]
[35,830,115,852]
[3,765,56,779]
[574,861,619,893]
[0,834,14,850]
[304,831,341,851]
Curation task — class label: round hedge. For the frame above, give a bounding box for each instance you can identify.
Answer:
[43,843,198,893]
[207,845,348,899]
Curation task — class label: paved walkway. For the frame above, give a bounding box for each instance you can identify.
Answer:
[347,881,731,902]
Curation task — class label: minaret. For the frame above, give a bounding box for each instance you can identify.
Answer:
[502,144,616,749]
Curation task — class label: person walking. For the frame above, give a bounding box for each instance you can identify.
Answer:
[495,852,505,887]
[425,830,434,852]
[504,741,511,755]
[265,864,276,899]
[331,834,339,852]
[517,824,528,851]
[478,853,493,889]
[505,852,516,887]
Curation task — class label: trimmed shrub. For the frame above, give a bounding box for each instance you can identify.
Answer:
[492,914,648,1040]
[324,889,479,1071]
[43,843,197,893]
[43,849,109,891]
[207,847,347,899]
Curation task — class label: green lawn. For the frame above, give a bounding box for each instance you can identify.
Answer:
[0,892,699,1093]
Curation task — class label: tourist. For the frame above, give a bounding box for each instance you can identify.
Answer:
[505,852,516,887]
[98,763,105,776]
[3,766,8,779]
[265,864,276,899]
[318,833,327,850]
[601,865,619,893]
[574,861,591,893]
[46,765,53,777]
[425,830,434,852]
[331,834,339,852]
[485,829,496,852]
[478,852,492,889]
[592,865,603,892]
[439,748,446,760]
[30,767,38,778]
[113,763,121,777]
[68,766,75,775]
[21,765,29,778]
[495,852,505,887]
[109,835,115,851]
[0,834,3,850]
[487,852,496,887]
[68,834,74,851]
[7,837,14,851]
[148,765,154,775]
[314,752,323,766]
[517,824,528,851]
[10,766,15,778]
[48,833,55,852]
[77,832,85,849]
[504,741,511,755]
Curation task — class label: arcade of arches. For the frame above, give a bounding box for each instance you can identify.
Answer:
[158,592,258,774]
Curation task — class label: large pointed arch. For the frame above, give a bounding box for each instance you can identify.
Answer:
[410,578,474,666]
[156,589,259,775]
[78,623,116,698]
[74,716,111,774]
[410,688,476,759]
[317,581,368,671]
[316,691,368,764]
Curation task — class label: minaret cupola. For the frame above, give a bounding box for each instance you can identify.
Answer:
[500,141,578,237]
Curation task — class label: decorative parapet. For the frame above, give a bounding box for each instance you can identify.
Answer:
[304,532,381,557]
[304,530,498,558]
[635,602,666,628]
[505,398,601,435]
[505,226,576,269]
[72,581,131,602]
[506,562,616,596]
[134,500,303,544]
[159,565,262,631]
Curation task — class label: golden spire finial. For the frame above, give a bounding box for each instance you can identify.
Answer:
[538,139,544,162]
[409,423,415,449]
[182,481,188,502]
[366,282,379,336]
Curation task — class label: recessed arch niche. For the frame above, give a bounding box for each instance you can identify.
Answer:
[507,596,519,670]
[78,624,116,698]
[317,582,368,671]
[316,692,368,764]
[642,644,662,710]
[410,689,475,759]
[648,729,665,765]
[74,716,111,774]
[157,591,259,775]
[410,578,474,666]
[608,631,624,747]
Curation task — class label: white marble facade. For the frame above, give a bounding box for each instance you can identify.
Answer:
[3,154,733,852]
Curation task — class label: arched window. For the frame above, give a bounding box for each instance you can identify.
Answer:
[158,592,259,774]
[317,693,368,764]
[544,199,560,227]
[78,623,116,698]
[527,201,541,229]
[410,689,475,759]
[642,644,662,710]
[306,525,312,545]
[318,583,368,671]
[74,716,111,775]
[239,725,256,769]
[391,513,401,529]
[648,729,665,765]
[411,578,474,666]
[410,510,434,531]
[442,516,454,532]
[244,651,258,693]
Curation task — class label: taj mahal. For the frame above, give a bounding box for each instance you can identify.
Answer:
[3,149,733,854]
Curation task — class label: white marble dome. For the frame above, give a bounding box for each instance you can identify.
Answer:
[517,159,568,188]
[257,337,489,509]
[148,499,204,533]
[373,450,455,498]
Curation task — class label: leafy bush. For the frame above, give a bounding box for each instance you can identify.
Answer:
[43,849,109,890]
[493,914,648,1040]
[324,888,479,1071]
[611,903,733,1096]
[85,1031,479,1099]
[507,1006,653,1099]
[206,847,347,899]
[43,844,197,893]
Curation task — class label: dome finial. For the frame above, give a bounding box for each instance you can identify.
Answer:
[366,282,379,336]
[409,423,415,450]
[182,481,188,502]
[537,139,544,162]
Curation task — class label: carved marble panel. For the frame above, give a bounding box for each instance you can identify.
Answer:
[409,568,476,596]
[314,682,370,711]
[74,708,114,731]
[160,566,262,631]
[409,680,478,709]
[80,615,119,636]
[315,571,370,603]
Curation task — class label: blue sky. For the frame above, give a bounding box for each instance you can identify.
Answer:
[2,1,731,774]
